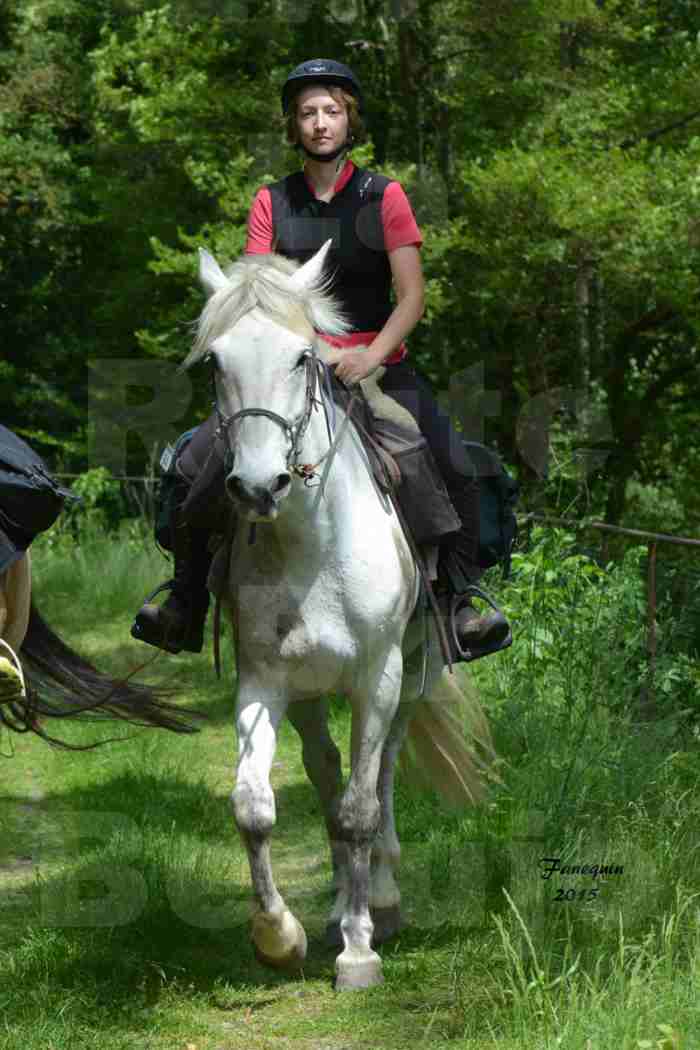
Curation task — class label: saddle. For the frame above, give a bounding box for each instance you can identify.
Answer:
[326,369,462,551]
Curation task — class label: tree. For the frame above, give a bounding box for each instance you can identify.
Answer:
[2,0,699,532]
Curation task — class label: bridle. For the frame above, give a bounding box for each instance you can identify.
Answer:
[211,345,351,488]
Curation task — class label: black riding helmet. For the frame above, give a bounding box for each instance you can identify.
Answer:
[281,59,364,116]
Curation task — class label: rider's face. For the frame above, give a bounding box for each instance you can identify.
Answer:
[295,86,349,157]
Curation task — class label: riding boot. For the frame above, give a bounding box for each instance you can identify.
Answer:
[131,512,212,654]
[439,474,512,662]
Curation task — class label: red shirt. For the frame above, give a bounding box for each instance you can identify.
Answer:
[245,160,422,364]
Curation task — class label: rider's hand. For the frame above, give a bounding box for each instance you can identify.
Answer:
[324,348,382,386]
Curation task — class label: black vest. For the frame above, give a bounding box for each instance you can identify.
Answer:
[267,166,393,332]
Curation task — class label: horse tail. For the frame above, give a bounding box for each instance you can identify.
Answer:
[401,668,498,808]
[0,600,200,749]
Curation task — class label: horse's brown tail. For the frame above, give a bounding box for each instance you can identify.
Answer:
[401,668,498,808]
[0,600,200,749]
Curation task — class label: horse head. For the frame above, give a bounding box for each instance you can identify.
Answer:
[185,241,348,522]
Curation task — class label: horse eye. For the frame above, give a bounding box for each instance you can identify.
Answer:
[294,352,309,370]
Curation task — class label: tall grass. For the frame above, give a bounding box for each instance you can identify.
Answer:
[31,517,169,636]
[0,519,698,1048]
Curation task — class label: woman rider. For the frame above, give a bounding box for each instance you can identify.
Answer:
[132,59,510,660]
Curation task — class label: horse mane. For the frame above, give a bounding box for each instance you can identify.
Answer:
[183,252,351,370]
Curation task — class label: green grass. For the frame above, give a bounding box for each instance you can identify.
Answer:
[1,524,699,1048]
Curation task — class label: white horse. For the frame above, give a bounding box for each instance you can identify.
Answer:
[187,241,493,990]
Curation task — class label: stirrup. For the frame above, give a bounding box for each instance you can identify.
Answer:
[130,579,183,653]
[447,584,512,664]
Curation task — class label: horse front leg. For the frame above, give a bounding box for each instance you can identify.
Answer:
[230,686,307,970]
[285,698,349,948]
[334,648,403,991]
[370,701,413,945]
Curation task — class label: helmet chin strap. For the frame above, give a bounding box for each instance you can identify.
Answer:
[300,138,352,164]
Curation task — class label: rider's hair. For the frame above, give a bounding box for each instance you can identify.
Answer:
[284,85,366,148]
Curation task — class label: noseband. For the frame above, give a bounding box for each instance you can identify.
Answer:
[212,349,338,486]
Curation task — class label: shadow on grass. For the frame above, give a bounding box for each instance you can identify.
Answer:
[0,892,488,1023]
[0,773,346,1029]
[0,755,494,1031]
[0,878,346,1030]
[0,773,326,850]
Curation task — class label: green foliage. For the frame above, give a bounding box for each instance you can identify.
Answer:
[472,527,699,832]
[43,468,126,542]
[2,0,700,526]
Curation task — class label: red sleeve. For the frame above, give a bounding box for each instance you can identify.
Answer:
[382,182,423,253]
[245,187,274,254]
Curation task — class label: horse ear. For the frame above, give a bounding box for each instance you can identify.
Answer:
[288,239,333,293]
[198,248,227,296]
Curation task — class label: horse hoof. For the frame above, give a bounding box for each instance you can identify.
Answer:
[252,911,307,971]
[255,940,306,971]
[335,952,384,991]
[324,920,343,950]
[371,905,403,944]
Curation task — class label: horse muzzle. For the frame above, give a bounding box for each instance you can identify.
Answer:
[225,472,292,519]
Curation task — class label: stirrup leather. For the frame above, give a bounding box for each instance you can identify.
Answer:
[140,579,176,605]
[447,584,512,663]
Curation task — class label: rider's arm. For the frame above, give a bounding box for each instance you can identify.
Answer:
[365,245,425,367]
[365,182,424,366]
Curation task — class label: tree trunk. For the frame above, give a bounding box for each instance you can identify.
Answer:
[575,259,593,395]
[397,18,421,167]
[590,265,604,381]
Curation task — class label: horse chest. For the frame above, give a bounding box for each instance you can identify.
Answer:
[233,574,358,691]
[229,524,409,693]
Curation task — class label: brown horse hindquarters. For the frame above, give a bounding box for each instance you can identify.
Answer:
[0,552,31,652]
